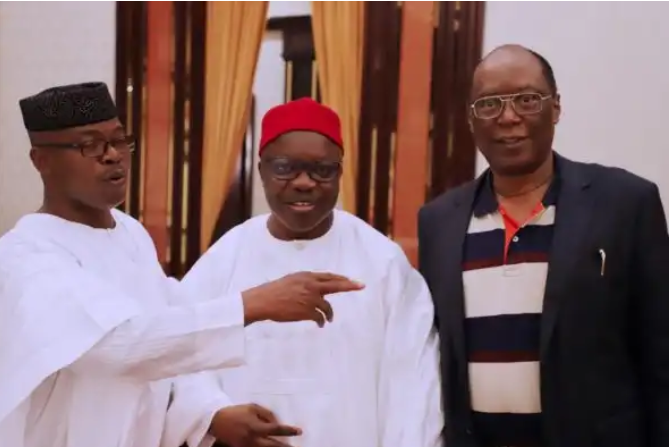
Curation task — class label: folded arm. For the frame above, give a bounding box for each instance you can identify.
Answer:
[378,251,444,447]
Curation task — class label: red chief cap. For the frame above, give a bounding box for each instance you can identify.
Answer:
[258,98,343,155]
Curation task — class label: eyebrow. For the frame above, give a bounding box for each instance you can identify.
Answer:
[476,85,546,98]
[77,126,125,138]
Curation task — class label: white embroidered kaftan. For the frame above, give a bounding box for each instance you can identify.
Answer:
[0,210,246,447]
[181,210,444,447]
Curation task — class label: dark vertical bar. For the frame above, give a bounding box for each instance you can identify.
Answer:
[115,3,129,133]
[430,2,456,199]
[186,1,206,270]
[369,2,389,231]
[129,2,146,219]
[170,1,187,277]
[451,4,469,190]
[449,1,484,189]
[454,1,485,185]
[371,2,402,234]
[243,97,256,219]
[356,2,375,222]
[475,3,486,62]
[115,2,130,213]
[281,19,315,101]
[429,1,484,197]
[290,57,314,100]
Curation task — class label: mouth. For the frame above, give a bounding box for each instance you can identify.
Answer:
[105,170,127,186]
[287,201,316,212]
[496,136,528,147]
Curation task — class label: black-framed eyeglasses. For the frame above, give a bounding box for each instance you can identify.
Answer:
[262,157,342,183]
[471,92,552,120]
[37,135,136,158]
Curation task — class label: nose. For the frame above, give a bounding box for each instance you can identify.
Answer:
[100,142,122,165]
[291,171,317,190]
[497,100,522,124]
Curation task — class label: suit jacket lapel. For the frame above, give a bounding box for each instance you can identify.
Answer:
[431,154,596,365]
[541,155,597,357]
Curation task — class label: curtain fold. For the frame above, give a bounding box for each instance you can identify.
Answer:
[311,1,365,214]
[200,1,268,251]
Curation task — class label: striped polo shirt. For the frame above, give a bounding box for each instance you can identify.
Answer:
[463,174,559,447]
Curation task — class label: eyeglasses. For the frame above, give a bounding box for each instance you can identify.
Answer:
[37,135,136,158]
[470,92,552,120]
[263,157,342,183]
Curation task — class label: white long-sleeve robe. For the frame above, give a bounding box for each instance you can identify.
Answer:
[180,210,444,447]
[0,210,245,447]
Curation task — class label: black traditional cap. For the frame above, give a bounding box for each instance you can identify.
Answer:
[19,82,118,132]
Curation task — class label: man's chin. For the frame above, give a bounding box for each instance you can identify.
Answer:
[489,154,545,177]
[102,193,127,210]
[285,218,322,235]
[493,163,537,177]
[276,211,333,239]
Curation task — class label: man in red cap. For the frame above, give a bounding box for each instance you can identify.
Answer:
[182,98,444,447]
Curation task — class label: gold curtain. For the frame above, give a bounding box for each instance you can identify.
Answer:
[311,1,365,214]
[200,1,268,251]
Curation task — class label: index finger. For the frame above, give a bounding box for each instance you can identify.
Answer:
[314,278,365,295]
[254,422,302,437]
[309,272,352,282]
[254,437,295,447]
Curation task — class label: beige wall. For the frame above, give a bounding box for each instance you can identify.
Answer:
[1,2,668,233]
[253,2,669,216]
[0,1,116,235]
[480,2,669,207]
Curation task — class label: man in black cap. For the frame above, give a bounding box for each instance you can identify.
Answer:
[0,82,363,447]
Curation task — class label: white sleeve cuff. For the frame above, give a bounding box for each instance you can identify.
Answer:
[186,394,234,447]
[162,373,234,447]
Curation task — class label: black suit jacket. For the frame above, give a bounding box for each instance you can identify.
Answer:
[417,154,669,447]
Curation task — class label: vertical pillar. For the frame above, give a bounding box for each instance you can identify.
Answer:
[392,1,434,266]
[143,1,173,266]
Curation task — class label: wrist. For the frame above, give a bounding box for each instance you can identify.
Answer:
[241,289,265,326]
[208,408,233,445]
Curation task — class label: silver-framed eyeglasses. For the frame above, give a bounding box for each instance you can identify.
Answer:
[37,135,136,158]
[471,92,552,120]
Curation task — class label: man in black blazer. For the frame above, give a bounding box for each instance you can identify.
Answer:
[418,44,669,447]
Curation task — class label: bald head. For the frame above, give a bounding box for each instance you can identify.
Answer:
[472,45,557,99]
[467,44,561,178]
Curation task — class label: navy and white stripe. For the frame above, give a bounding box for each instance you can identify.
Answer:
[462,179,558,447]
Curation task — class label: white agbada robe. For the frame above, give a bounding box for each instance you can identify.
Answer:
[180,210,444,447]
[0,209,247,447]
